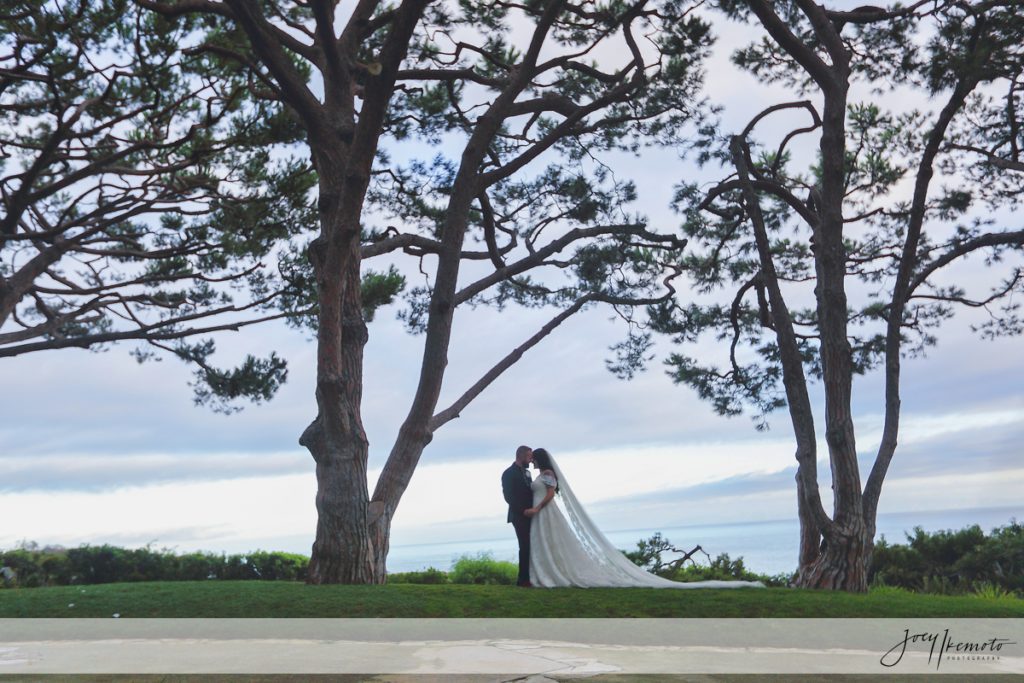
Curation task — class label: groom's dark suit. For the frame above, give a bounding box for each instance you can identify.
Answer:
[502,462,533,586]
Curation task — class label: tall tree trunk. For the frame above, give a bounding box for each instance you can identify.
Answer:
[368,429,432,580]
[363,182,477,581]
[303,264,374,583]
[300,0,430,585]
[301,160,377,583]
[806,17,985,592]
[795,42,871,591]
[740,1,993,592]
[863,60,983,539]
[730,133,833,583]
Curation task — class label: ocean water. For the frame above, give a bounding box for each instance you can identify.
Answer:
[386,505,1021,576]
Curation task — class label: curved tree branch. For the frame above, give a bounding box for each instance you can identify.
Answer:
[729,132,833,537]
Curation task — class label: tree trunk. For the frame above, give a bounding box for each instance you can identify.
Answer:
[799,42,870,590]
[302,291,375,583]
[301,160,377,583]
[795,470,822,569]
[301,280,376,582]
[357,81,517,580]
[730,132,834,579]
[796,517,870,591]
[367,505,391,582]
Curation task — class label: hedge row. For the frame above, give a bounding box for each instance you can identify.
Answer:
[0,545,521,588]
[0,544,308,587]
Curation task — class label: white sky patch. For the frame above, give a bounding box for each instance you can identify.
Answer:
[0,475,317,552]
[878,469,1024,514]
[856,408,1024,450]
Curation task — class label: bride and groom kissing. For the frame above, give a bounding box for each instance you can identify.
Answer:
[501,445,764,589]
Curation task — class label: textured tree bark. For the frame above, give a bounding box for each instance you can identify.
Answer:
[796,472,822,569]
[295,0,429,585]
[783,4,872,591]
[302,276,375,582]
[368,427,431,580]
[796,518,870,591]
[795,67,872,592]
[301,164,376,583]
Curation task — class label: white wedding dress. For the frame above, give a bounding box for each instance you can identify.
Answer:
[528,457,764,589]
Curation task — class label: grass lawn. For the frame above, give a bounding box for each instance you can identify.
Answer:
[1,581,1022,617]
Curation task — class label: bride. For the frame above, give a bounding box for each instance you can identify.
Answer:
[524,448,764,589]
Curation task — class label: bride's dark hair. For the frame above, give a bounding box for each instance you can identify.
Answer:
[532,448,559,492]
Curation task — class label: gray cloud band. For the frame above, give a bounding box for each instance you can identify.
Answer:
[0,454,307,492]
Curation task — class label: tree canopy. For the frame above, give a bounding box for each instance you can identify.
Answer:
[0,0,315,410]
[118,0,715,583]
[648,0,1024,590]
[7,0,1019,591]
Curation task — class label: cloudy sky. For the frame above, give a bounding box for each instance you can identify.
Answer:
[2,4,1022,570]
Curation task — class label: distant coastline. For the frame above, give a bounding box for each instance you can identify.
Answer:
[386,504,1021,575]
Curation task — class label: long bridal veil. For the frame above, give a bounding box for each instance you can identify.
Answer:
[540,454,764,589]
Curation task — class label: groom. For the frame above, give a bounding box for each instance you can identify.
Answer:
[501,445,534,587]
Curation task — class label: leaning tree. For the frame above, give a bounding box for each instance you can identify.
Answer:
[0,0,314,408]
[134,0,714,583]
[647,0,1024,590]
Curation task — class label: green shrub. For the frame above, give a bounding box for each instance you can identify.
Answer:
[175,552,225,580]
[623,532,675,572]
[869,520,1023,595]
[222,553,257,580]
[449,553,517,585]
[245,551,308,581]
[973,582,1015,600]
[389,567,449,584]
[1,543,79,587]
[1,548,48,587]
[39,553,73,585]
[61,544,184,584]
[67,545,133,584]
[127,546,176,582]
[868,537,926,590]
[953,522,1024,592]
